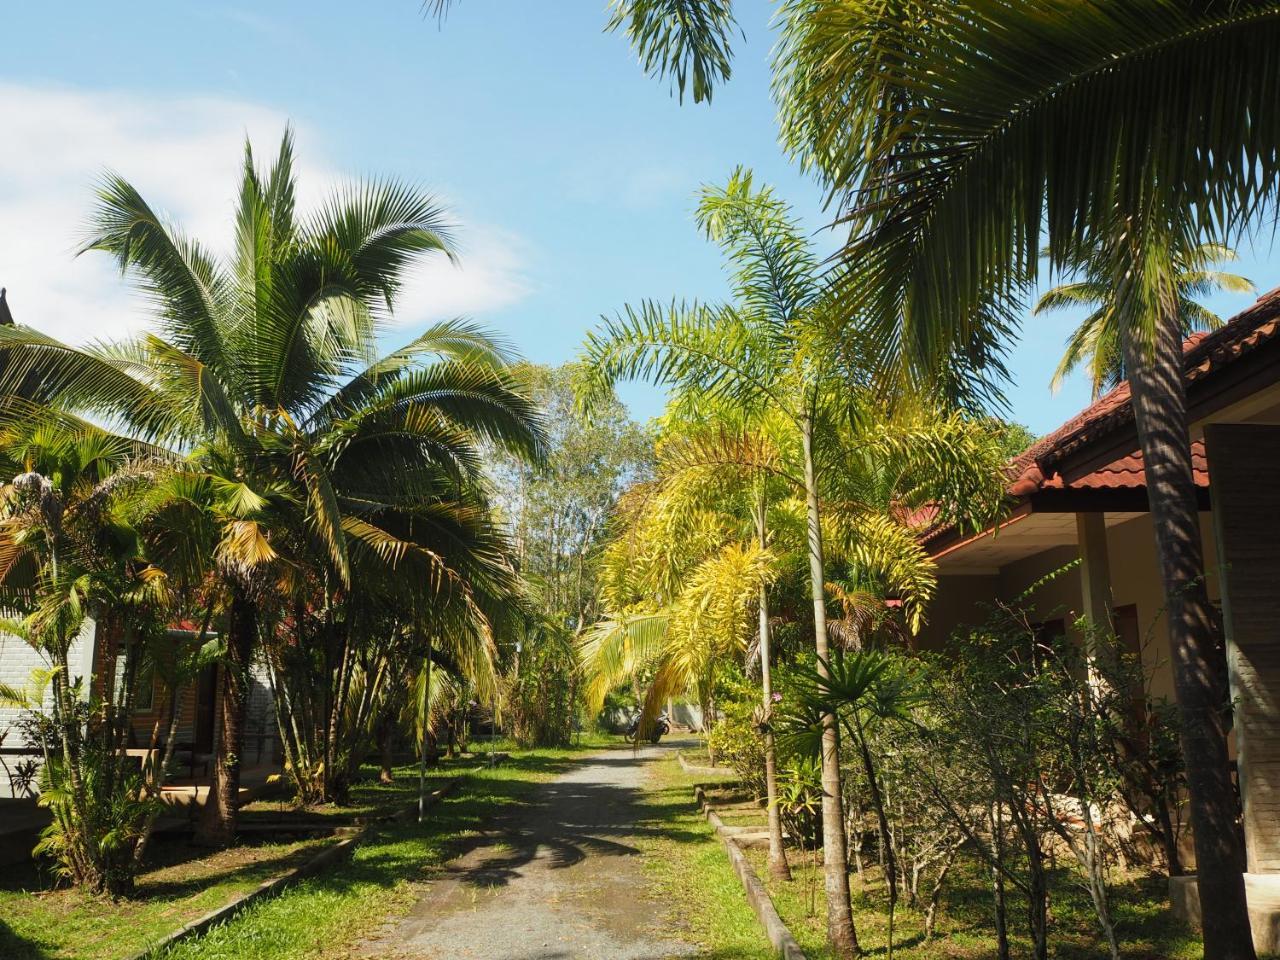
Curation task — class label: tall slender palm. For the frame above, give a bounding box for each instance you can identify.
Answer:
[0,130,544,846]
[580,169,865,954]
[771,5,1280,956]
[1036,242,1254,399]
[584,416,795,877]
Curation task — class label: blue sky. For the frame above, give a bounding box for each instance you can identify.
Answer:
[1,1,1272,435]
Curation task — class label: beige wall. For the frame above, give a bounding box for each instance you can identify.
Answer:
[920,511,1222,710]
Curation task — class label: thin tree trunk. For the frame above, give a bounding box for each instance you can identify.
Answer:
[756,492,791,881]
[989,805,1010,960]
[378,714,395,784]
[1121,309,1255,960]
[850,717,896,960]
[195,588,256,848]
[418,638,433,822]
[802,414,859,958]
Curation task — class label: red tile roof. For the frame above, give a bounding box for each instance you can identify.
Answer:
[1005,286,1280,498]
[1023,287,1280,481]
[919,287,1280,547]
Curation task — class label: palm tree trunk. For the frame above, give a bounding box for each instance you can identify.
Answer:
[1121,311,1255,960]
[801,413,860,958]
[195,587,257,848]
[756,491,791,881]
[418,638,433,823]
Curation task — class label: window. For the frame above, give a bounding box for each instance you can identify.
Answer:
[114,655,155,713]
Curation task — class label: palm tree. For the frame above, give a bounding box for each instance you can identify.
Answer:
[0,409,175,894]
[579,169,866,954]
[582,417,794,877]
[426,0,738,105]
[770,5,1280,956]
[1037,243,1254,399]
[0,130,544,846]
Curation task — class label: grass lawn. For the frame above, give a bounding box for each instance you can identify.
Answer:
[0,744,594,960]
[752,851,1202,960]
[711,801,1205,960]
[632,752,775,960]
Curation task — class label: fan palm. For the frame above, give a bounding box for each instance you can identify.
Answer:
[772,6,1280,953]
[1036,243,1254,399]
[0,130,544,846]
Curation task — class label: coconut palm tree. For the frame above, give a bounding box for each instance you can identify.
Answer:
[0,130,545,846]
[1037,243,1254,399]
[768,5,1280,955]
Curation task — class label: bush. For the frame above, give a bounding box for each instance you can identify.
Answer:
[706,702,766,796]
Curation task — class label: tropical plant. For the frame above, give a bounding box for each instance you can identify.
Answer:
[580,169,1008,954]
[0,415,175,895]
[0,130,544,846]
[579,169,867,952]
[1036,242,1254,398]
[771,7,1280,954]
[426,0,739,105]
[589,412,796,876]
[783,651,925,960]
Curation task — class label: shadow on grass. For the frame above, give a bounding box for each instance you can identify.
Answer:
[0,916,55,960]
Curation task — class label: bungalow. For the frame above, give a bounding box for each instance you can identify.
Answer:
[917,288,1280,950]
[0,618,280,803]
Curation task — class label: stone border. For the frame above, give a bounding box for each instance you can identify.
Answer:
[695,784,807,960]
[677,751,734,778]
[128,777,462,960]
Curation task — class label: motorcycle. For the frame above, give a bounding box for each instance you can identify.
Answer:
[624,711,670,744]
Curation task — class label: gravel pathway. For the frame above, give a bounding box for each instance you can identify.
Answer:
[362,742,697,960]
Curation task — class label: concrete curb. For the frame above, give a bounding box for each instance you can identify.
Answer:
[676,751,734,778]
[129,776,462,960]
[695,784,807,960]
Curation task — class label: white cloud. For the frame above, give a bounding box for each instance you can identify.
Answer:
[0,82,529,344]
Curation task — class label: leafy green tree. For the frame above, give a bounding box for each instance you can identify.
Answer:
[493,364,650,632]
[0,130,543,846]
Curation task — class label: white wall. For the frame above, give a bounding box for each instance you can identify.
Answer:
[0,618,96,798]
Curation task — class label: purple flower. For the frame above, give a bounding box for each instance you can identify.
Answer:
[771,692,783,703]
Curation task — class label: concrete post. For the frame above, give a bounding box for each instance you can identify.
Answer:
[1075,512,1114,633]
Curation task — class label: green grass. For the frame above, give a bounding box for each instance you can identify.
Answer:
[741,827,1202,960]
[158,745,594,960]
[653,759,1201,960]
[632,755,775,960]
[0,746,592,960]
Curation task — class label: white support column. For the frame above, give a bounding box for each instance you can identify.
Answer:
[1075,511,1114,633]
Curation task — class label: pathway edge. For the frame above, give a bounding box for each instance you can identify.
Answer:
[695,784,808,960]
[128,776,462,960]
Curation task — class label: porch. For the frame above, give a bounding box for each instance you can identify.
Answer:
[918,289,1280,952]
